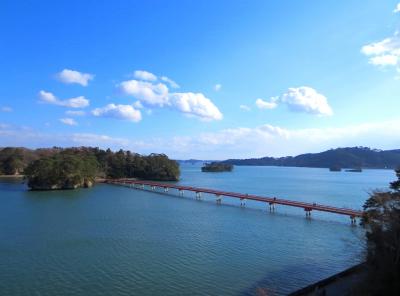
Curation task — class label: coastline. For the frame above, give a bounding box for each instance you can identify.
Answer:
[289,263,366,296]
[0,174,24,178]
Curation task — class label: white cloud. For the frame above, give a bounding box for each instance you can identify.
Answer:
[279,87,333,116]
[161,76,180,88]
[59,118,78,126]
[175,119,400,158]
[119,76,223,121]
[71,133,129,147]
[240,105,251,111]
[57,69,94,86]
[369,54,398,66]
[394,3,400,13]
[169,92,223,121]
[255,87,332,116]
[255,98,278,110]
[66,110,86,116]
[119,80,169,106]
[134,70,157,81]
[1,119,400,159]
[39,90,89,108]
[133,101,143,109]
[1,106,12,112]
[214,84,222,91]
[92,103,142,122]
[361,32,400,70]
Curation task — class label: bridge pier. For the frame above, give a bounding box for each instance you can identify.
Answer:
[179,189,184,196]
[269,202,276,212]
[240,198,246,207]
[350,216,357,225]
[164,187,169,193]
[304,208,312,218]
[195,192,202,199]
[215,194,222,204]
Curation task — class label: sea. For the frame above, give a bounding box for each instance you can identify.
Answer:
[0,165,395,295]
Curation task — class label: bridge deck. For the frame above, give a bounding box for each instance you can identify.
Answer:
[106,179,363,218]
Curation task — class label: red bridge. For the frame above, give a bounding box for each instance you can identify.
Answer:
[105,179,363,224]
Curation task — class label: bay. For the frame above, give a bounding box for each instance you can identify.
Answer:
[0,165,395,295]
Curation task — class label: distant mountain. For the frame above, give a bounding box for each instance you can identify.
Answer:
[222,147,400,169]
[176,159,217,165]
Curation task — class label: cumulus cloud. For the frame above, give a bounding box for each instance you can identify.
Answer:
[119,80,169,106]
[394,3,400,13]
[92,103,142,122]
[169,92,223,121]
[134,70,157,81]
[66,110,85,116]
[361,32,400,70]
[1,106,12,112]
[280,87,333,116]
[161,76,180,89]
[119,76,223,121]
[255,98,278,109]
[240,105,251,111]
[57,69,94,86]
[39,90,89,108]
[133,101,143,109]
[255,87,332,116]
[214,84,222,91]
[59,118,78,126]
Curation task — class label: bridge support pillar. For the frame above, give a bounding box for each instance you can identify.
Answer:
[164,187,169,192]
[215,194,222,204]
[195,192,202,199]
[179,189,184,196]
[269,202,276,212]
[350,216,357,225]
[240,198,246,207]
[304,208,312,218]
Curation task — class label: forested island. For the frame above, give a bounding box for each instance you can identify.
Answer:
[0,147,180,190]
[201,162,233,172]
[223,147,400,169]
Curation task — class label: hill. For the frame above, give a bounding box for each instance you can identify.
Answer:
[222,147,400,169]
[0,147,180,190]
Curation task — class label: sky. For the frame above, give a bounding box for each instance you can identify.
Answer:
[0,0,400,159]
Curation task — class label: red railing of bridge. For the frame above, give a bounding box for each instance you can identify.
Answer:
[105,179,363,219]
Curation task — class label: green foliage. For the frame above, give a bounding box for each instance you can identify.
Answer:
[0,147,35,175]
[360,170,400,295]
[201,162,233,172]
[24,150,99,190]
[1,146,180,189]
[390,168,400,192]
[224,147,400,169]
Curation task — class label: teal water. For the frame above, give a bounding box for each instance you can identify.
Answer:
[0,166,395,295]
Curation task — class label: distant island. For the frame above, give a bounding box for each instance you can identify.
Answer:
[176,159,216,165]
[201,162,233,172]
[222,147,400,169]
[0,147,180,190]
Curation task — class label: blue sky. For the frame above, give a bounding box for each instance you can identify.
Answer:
[1,0,399,159]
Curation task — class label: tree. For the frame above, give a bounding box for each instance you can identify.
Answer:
[24,152,99,190]
[390,168,400,192]
[360,169,400,295]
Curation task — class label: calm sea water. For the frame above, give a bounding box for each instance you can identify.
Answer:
[0,165,395,295]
